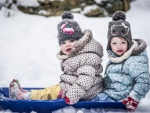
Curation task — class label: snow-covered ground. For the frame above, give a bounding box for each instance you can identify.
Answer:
[0,0,150,113]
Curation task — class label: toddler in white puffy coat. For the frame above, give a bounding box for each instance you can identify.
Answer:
[9,11,104,105]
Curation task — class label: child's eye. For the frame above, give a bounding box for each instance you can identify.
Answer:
[61,41,65,45]
[70,39,75,42]
[112,42,116,45]
[122,42,126,44]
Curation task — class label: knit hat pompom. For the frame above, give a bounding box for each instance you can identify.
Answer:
[62,11,74,19]
[112,11,126,21]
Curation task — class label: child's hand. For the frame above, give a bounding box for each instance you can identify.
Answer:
[64,96,71,104]
[122,97,139,111]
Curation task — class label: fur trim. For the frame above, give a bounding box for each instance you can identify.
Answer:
[108,40,138,63]
[56,50,68,60]
[70,29,92,56]
[132,39,147,55]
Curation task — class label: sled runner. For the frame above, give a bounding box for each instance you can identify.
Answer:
[0,87,126,113]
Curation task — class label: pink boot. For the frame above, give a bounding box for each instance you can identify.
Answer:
[11,79,28,93]
[9,79,28,100]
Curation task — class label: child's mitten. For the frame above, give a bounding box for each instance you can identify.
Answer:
[64,96,71,104]
[122,97,139,111]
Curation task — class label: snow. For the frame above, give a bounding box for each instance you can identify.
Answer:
[94,0,103,4]
[82,4,100,14]
[0,0,150,112]
[0,0,6,7]
[16,0,39,7]
[71,8,82,12]
[38,10,51,16]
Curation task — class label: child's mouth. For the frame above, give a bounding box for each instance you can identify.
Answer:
[66,48,71,52]
[117,50,123,52]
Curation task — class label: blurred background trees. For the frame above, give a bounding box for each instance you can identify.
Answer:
[0,0,134,17]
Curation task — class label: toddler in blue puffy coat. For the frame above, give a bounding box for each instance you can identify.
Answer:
[93,11,150,112]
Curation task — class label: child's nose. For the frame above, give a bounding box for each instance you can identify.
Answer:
[66,42,70,47]
[117,44,122,48]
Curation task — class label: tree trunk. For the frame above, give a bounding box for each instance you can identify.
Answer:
[122,0,130,12]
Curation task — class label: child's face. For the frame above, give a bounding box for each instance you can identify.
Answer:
[61,39,77,56]
[110,37,128,56]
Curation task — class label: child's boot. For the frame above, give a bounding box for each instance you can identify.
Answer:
[9,79,30,100]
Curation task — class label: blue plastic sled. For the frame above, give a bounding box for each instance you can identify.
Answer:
[0,87,126,113]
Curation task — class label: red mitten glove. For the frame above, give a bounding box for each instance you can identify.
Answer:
[122,97,139,111]
[57,90,63,99]
[64,96,70,104]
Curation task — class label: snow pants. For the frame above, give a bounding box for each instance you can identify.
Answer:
[91,93,115,102]
[30,84,60,100]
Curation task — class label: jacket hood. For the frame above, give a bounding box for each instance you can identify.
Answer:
[108,38,147,63]
[108,40,138,63]
[56,29,103,60]
[132,39,147,55]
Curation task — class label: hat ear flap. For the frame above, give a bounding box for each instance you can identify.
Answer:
[106,39,112,51]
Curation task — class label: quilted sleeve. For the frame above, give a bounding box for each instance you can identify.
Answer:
[129,55,150,102]
[66,65,95,104]
[60,74,77,85]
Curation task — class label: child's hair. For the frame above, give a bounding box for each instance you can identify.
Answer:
[57,11,83,45]
[107,11,132,51]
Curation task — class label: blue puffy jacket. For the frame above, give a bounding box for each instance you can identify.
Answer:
[104,39,150,102]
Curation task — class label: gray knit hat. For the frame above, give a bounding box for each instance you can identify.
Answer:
[107,11,132,51]
[57,11,83,45]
